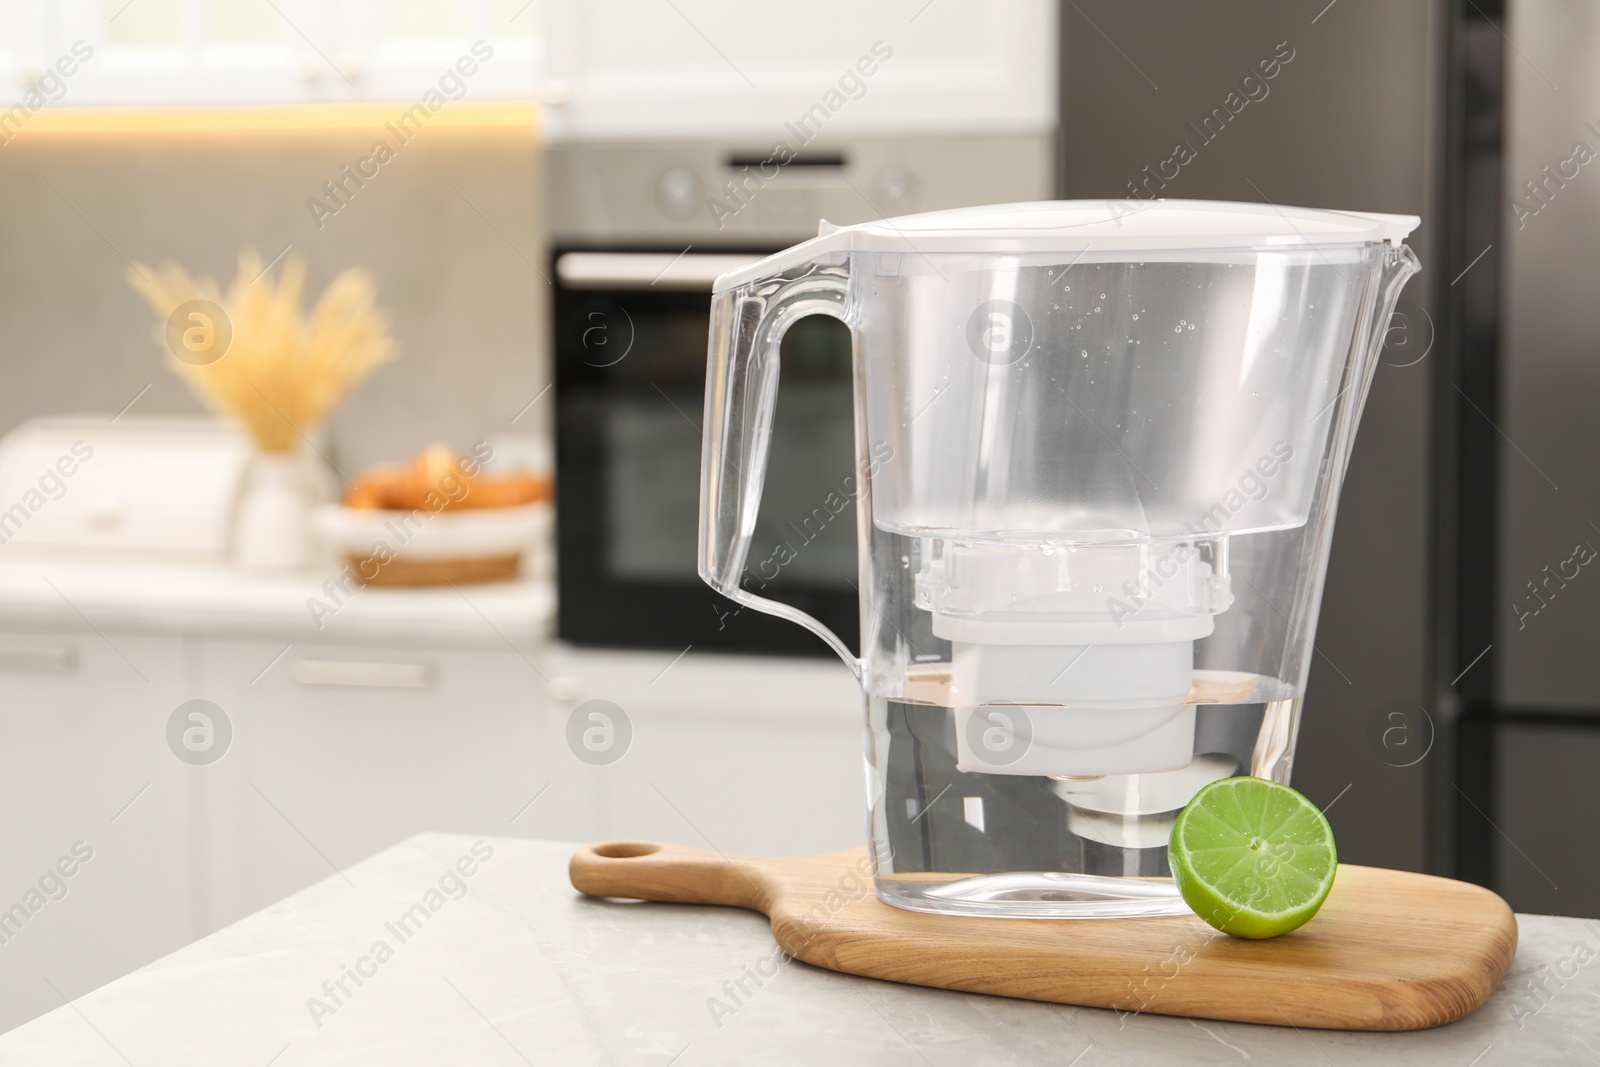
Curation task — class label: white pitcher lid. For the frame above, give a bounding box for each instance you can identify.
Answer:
[714,199,1421,291]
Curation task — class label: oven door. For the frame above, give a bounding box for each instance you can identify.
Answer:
[554,248,860,657]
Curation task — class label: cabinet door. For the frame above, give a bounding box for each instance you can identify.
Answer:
[192,639,548,928]
[541,0,1056,141]
[543,646,863,856]
[0,626,192,1033]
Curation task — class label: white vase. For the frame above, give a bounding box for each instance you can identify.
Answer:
[234,451,314,571]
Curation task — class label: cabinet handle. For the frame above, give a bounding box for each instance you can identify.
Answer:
[0,647,77,673]
[290,660,435,690]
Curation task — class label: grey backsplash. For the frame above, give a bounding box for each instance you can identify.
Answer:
[0,127,548,479]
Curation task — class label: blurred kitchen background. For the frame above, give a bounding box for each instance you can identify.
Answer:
[0,0,1592,1035]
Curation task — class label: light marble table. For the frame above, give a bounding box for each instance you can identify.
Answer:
[2,833,1595,1065]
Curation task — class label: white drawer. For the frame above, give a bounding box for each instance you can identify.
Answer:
[541,645,863,856]
[191,638,549,927]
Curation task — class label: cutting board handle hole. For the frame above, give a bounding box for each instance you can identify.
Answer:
[592,841,661,859]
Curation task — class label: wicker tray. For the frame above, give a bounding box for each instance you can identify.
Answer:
[343,551,522,587]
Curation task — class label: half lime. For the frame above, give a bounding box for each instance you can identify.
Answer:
[1168,776,1337,939]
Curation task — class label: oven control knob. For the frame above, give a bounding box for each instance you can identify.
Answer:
[548,675,584,706]
[871,165,920,212]
[655,166,704,221]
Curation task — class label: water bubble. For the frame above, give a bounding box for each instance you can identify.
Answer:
[1094,306,1101,313]
[1080,349,1088,358]
[1131,314,1139,320]
[1098,293,1106,299]
[1187,323,1196,330]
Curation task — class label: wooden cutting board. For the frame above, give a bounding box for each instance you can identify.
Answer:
[570,840,1518,1031]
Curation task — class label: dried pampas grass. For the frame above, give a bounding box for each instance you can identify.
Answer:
[129,251,396,452]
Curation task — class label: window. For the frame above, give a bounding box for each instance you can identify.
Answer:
[0,0,540,105]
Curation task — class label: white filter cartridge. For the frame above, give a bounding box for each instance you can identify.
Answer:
[948,638,1199,776]
[928,540,1229,777]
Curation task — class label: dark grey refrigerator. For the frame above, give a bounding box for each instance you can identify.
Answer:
[1459,0,1600,917]
[1061,0,1600,917]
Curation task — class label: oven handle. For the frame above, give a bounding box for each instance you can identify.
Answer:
[556,252,766,291]
[697,255,861,678]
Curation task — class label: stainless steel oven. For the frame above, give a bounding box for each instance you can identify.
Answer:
[548,137,1053,655]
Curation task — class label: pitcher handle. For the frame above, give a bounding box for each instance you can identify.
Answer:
[698,255,861,678]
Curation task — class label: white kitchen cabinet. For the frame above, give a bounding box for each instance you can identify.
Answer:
[0,557,871,1034]
[190,638,551,928]
[0,560,557,1034]
[541,0,1056,141]
[0,626,194,1034]
[542,645,864,856]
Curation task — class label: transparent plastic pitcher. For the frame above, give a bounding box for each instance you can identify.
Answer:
[700,200,1419,918]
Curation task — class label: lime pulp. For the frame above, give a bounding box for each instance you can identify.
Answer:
[1168,776,1337,939]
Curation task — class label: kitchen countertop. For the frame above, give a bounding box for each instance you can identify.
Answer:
[0,553,554,647]
[2,834,1594,1065]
